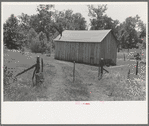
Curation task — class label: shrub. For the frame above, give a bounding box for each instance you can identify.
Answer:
[30,31,49,54]
[27,28,38,48]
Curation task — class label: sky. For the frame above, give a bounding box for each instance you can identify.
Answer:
[2,2,147,26]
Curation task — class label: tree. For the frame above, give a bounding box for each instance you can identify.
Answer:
[119,15,142,50]
[88,4,108,30]
[88,5,120,50]
[53,9,87,31]
[3,14,24,49]
[29,4,55,42]
[72,13,87,30]
[88,5,119,33]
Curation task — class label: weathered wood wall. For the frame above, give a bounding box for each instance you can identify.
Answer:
[54,31,117,65]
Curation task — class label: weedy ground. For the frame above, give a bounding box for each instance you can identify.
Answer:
[3,49,146,101]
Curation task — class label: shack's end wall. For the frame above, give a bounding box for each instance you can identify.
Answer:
[99,31,117,65]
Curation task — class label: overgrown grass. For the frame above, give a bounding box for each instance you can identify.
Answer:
[61,65,90,101]
[98,67,146,100]
[3,49,56,101]
[70,57,146,101]
[3,48,146,101]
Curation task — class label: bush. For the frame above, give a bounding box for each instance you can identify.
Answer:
[30,31,49,54]
[30,38,45,53]
[27,28,38,48]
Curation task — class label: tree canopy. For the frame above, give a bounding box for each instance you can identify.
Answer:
[3,4,146,51]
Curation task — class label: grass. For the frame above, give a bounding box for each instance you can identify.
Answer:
[3,49,56,101]
[61,65,90,101]
[98,67,146,100]
[3,48,146,101]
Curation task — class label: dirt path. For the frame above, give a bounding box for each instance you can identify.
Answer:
[46,61,68,101]
[56,60,113,101]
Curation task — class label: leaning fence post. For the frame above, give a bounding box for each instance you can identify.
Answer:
[36,56,40,86]
[73,61,75,83]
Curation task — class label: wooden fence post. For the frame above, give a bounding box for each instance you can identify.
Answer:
[136,60,138,75]
[101,58,104,76]
[36,56,40,86]
[124,53,125,61]
[98,59,101,77]
[41,58,43,72]
[73,61,75,83]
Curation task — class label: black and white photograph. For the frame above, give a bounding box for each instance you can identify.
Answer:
[1,1,148,124]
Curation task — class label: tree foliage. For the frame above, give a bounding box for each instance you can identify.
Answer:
[53,9,87,31]
[88,5,119,34]
[119,15,145,49]
[88,5,146,50]
[3,14,26,49]
[3,4,146,51]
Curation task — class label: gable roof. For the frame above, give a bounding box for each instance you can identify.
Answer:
[54,29,112,42]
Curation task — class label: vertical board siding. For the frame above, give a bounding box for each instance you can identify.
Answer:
[86,44,89,63]
[61,42,62,59]
[73,43,75,61]
[81,43,84,62]
[97,43,99,64]
[78,43,81,62]
[110,33,117,64]
[54,31,117,65]
[71,43,73,61]
[84,43,87,63]
[81,43,83,62]
[84,43,86,63]
[64,42,65,60]
[109,33,111,59]
[60,42,62,60]
[86,43,89,63]
[76,43,78,61]
[94,43,96,64]
[85,43,88,63]
[66,42,68,61]
[83,43,85,63]
[68,42,70,61]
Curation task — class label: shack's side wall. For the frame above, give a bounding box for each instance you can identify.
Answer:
[55,41,102,65]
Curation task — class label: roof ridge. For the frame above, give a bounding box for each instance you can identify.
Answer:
[64,29,112,32]
[54,29,112,42]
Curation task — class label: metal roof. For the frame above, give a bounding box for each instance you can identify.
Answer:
[54,29,112,42]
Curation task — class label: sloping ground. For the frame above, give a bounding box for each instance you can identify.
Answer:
[4,50,146,101]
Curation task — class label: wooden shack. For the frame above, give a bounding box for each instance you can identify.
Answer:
[54,29,117,66]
